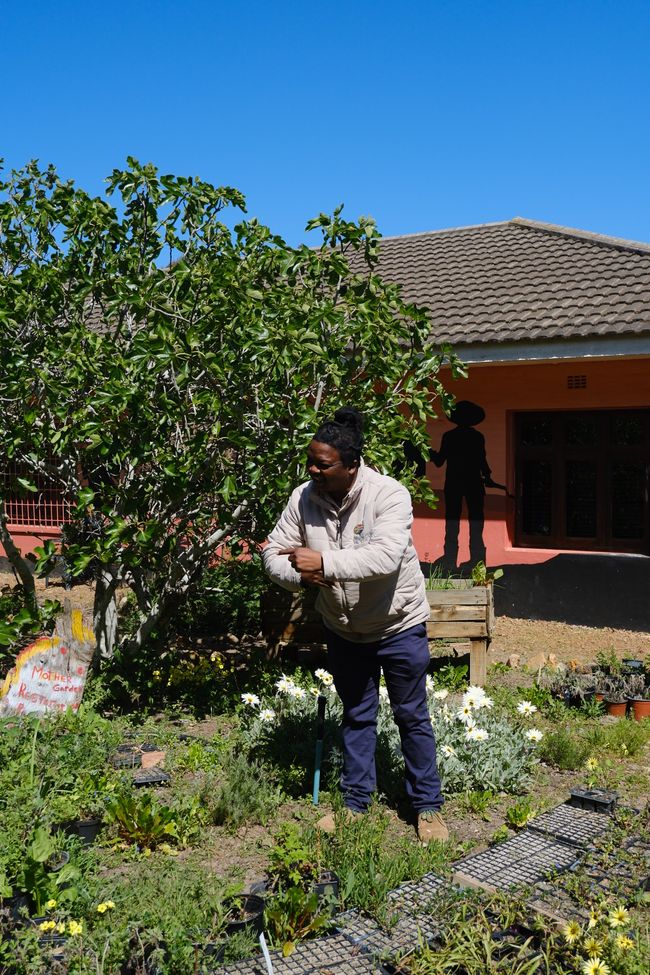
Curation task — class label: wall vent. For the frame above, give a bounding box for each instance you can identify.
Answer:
[567,374,587,389]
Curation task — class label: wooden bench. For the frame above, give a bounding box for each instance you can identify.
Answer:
[426,582,494,685]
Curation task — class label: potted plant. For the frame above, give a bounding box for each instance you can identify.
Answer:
[223,893,265,937]
[265,824,339,905]
[629,689,650,721]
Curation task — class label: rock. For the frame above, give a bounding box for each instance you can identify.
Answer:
[527,652,548,671]
[226,633,239,645]
[506,653,522,669]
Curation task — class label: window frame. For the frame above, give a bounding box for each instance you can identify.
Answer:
[514,408,650,554]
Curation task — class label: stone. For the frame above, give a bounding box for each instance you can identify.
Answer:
[527,652,548,671]
[506,653,522,668]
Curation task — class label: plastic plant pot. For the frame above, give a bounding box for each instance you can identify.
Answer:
[630,698,650,721]
[313,869,340,903]
[604,699,627,718]
[64,818,102,845]
[224,893,265,937]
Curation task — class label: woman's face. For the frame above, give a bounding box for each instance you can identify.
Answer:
[306,440,358,498]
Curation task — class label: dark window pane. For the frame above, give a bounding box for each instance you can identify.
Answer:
[566,461,597,537]
[611,414,645,447]
[611,463,646,538]
[520,416,552,447]
[565,415,598,447]
[522,460,552,535]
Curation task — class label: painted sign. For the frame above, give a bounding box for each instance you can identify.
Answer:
[0,603,95,716]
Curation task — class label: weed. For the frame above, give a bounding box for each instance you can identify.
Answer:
[456,790,495,821]
[105,792,183,850]
[504,797,536,830]
[265,886,331,956]
[588,717,650,757]
[435,662,469,692]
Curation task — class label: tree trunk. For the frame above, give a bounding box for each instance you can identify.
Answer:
[0,504,37,611]
[92,566,119,669]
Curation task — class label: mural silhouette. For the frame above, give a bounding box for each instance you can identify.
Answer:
[429,401,497,568]
[400,401,507,570]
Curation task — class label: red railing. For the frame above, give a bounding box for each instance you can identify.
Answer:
[0,462,71,528]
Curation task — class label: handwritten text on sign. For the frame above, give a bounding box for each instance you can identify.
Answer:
[0,607,95,716]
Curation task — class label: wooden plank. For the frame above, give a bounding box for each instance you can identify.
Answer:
[427,621,488,638]
[470,638,488,686]
[428,605,487,622]
[426,589,488,606]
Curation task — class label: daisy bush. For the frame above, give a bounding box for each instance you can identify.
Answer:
[558,904,645,975]
[238,672,539,797]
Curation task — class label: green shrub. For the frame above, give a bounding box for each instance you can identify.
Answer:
[587,718,650,757]
[539,727,591,770]
[208,752,284,829]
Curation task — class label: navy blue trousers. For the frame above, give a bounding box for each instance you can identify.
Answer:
[326,622,443,813]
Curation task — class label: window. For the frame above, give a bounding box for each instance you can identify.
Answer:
[515,410,650,554]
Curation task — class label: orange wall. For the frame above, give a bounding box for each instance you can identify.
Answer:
[413,356,650,566]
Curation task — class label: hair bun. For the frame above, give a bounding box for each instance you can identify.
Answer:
[333,406,365,433]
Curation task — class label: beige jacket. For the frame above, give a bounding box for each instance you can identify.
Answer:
[263,460,430,642]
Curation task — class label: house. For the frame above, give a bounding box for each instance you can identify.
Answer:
[3,216,649,629]
[374,217,650,628]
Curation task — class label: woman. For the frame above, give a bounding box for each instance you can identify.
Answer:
[263,407,447,843]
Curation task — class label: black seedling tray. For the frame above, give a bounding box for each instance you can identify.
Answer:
[527,803,612,848]
[216,933,376,974]
[454,830,579,891]
[132,769,170,787]
[336,874,448,957]
[568,788,618,813]
[110,752,142,769]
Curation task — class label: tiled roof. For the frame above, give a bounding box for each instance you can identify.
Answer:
[369,217,650,346]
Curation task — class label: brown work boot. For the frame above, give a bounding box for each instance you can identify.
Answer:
[316,808,363,833]
[417,810,449,844]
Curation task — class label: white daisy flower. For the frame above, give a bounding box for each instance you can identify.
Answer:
[288,685,306,700]
[466,726,489,741]
[440,744,456,757]
[275,676,295,694]
[309,687,319,697]
[462,687,486,709]
[525,728,543,742]
[478,694,494,709]
[315,668,333,686]
[456,704,475,724]
[517,701,538,716]
[241,692,260,707]
[433,688,449,701]
[425,675,435,693]
[259,708,276,722]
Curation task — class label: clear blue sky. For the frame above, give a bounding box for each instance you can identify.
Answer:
[3,0,649,245]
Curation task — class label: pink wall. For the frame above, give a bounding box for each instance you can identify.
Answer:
[412,356,650,566]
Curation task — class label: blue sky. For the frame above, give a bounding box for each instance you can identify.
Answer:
[3,1,650,245]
